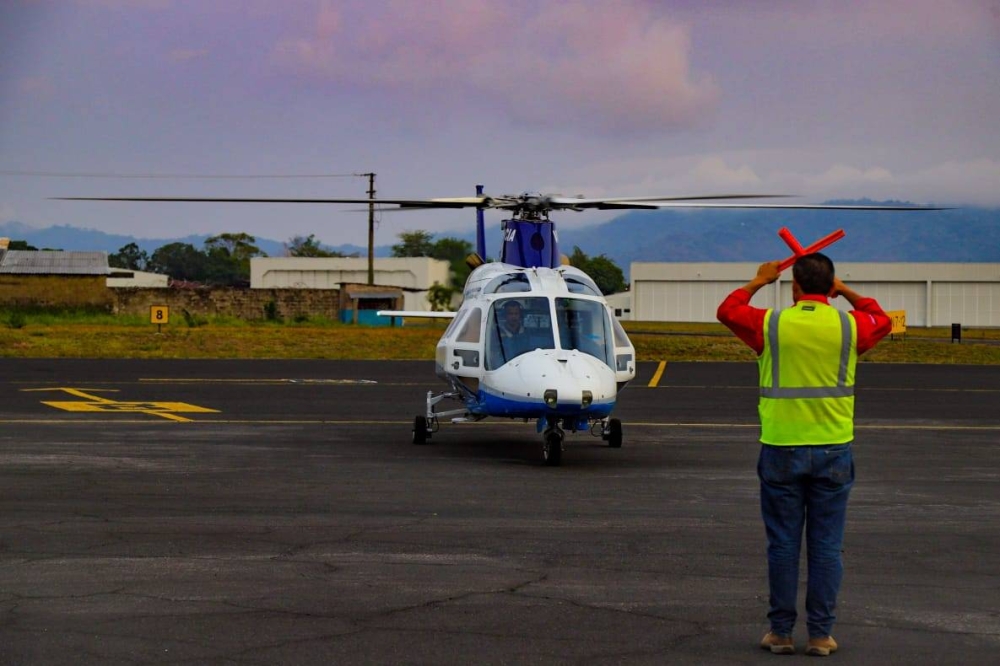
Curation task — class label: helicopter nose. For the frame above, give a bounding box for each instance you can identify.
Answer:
[509,350,617,410]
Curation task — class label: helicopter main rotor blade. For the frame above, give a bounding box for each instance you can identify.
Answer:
[630,202,950,210]
[54,195,492,208]
[54,194,948,212]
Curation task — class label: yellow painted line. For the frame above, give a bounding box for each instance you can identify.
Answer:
[22,387,119,402]
[137,378,379,385]
[647,361,667,387]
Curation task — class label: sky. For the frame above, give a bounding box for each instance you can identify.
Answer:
[2,0,999,249]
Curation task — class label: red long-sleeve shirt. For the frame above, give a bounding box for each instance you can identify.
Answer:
[717,289,892,356]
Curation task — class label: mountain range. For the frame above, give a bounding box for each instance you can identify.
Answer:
[3,202,999,280]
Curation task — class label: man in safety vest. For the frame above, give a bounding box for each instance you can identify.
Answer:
[717,253,891,657]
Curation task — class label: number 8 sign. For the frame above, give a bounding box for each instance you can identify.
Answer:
[150,305,169,325]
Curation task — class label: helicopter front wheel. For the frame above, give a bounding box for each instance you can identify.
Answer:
[413,416,430,445]
[542,428,564,466]
[604,418,623,448]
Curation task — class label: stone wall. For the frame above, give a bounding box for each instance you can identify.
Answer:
[112,287,341,321]
[0,275,113,310]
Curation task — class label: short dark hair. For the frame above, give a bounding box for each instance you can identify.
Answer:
[502,300,522,312]
[792,252,835,295]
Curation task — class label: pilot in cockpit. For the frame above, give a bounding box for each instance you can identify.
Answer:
[499,300,526,339]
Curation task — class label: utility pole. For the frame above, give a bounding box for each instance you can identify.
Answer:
[359,172,376,286]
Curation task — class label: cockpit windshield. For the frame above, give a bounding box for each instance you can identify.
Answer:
[485,296,553,370]
[485,296,614,370]
[555,298,613,365]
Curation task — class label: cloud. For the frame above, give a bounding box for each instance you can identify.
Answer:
[902,159,1000,206]
[759,159,1000,206]
[271,0,719,135]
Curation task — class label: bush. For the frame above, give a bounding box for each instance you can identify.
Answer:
[263,300,282,322]
[5,310,27,329]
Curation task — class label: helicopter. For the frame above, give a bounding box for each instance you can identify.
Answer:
[59,188,940,465]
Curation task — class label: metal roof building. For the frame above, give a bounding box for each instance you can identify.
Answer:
[0,249,114,275]
[630,262,1000,327]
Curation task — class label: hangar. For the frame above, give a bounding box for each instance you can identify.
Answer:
[630,262,1000,327]
[249,256,451,312]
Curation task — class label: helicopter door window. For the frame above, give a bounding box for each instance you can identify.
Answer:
[486,297,553,370]
[484,272,532,294]
[611,315,630,348]
[455,307,482,343]
[444,309,468,339]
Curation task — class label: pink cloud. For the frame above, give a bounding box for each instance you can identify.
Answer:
[271,0,719,134]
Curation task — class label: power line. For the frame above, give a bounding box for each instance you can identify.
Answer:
[0,170,364,179]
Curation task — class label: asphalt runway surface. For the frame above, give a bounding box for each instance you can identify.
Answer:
[1,359,998,665]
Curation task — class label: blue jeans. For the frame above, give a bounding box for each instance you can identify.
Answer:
[757,443,854,638]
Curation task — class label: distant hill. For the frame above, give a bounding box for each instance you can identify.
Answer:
[0,222,384,259]
[556,202,1000,274]
[4,202,999,279]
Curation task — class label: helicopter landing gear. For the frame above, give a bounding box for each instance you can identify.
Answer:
[412,415,431,445]
[542,421,564,466]
[602,418,622,448]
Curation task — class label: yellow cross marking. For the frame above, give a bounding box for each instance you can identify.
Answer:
[22,387,219,422]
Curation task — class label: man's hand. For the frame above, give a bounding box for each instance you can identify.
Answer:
[755,261,781,285]
[831,277,863,306]
[740,260,781,296]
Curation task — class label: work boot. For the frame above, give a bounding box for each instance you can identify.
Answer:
[806,636,838,656]
[760,632,795,655]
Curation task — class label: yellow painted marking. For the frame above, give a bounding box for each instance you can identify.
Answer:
[138,378,378,385]
[22,387,218,422]
[647,361,667,388]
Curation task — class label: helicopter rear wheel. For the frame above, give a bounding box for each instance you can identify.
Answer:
[413,416,429,445]
[542,430,563,466]
[606,418,622,448]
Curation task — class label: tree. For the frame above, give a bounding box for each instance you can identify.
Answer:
[568,246,626,295]
[109,242,149,270]
[148,242,209,282]
[426,282,456,311]
[7,240,38,251]
[392,231,473,289]
[391,230,435,258]
[431,236,474,288]
[203,232,266,286]
[285,234,344,258]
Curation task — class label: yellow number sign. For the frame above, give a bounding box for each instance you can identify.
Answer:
[150,305,169,325]
[886,310,906,337]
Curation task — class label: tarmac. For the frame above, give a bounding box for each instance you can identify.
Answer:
[1,359,998,664]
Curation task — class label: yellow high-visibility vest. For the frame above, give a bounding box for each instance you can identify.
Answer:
[758,301,858,445]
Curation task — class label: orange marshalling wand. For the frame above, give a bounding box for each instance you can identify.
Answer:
[777,227,846,272]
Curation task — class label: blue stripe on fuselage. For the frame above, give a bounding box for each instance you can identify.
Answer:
[478,389,614,419]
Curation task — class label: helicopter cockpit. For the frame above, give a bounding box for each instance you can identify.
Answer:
[484,295,615,370]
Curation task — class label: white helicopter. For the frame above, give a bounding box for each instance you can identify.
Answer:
[60,188,939,464]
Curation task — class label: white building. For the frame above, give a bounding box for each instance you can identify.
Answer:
[250,256,452,312]
[630,262,1000,327]
[107,270,169,288]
